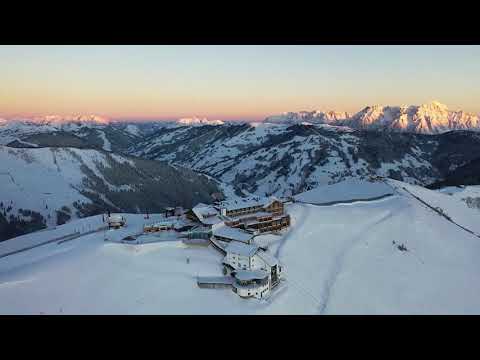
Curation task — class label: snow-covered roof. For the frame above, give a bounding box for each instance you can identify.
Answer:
[218,196,280,212]
[233,269,269,281]
[213,225,253,243]
[256,250,278,267]
[107,214,124,221]
[191,204,222,225]
[225,242,258,257]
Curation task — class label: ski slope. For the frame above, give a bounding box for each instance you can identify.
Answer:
[389,180,480,236]
[294,179,394,205]
[1,180,480,314]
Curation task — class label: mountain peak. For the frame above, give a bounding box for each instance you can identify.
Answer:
[264,102,480,134]
[420,100,449,111]
[264,110,350,125]
[2,114,111,126]
[32,115,111,125]
[176,117,225,126]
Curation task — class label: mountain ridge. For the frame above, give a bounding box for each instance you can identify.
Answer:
[264,101,480,134]
[0,145,221,241]
[130,122,480,197]
[3,101,480,135]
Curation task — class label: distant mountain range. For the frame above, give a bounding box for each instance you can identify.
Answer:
[3,101,479,135]
[0,115,226,129]
[176,117,225,126]
[264,101,480,134]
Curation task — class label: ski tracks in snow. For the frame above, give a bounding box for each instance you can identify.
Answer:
[317,203,409,314]
[273,201,410,314]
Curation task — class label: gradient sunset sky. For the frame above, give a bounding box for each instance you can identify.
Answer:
[1,45,479,121]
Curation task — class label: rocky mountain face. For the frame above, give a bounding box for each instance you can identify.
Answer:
[130,122,480,197]
[0,146,221,241]
[264,101,480,134]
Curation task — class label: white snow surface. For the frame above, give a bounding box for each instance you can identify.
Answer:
[294,179,394,204]
[1,180,480,314]
[390,180,480,235]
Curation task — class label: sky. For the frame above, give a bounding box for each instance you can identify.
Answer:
[0,45,479,122]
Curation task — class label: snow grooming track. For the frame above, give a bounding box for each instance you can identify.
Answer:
[317,206,409,314]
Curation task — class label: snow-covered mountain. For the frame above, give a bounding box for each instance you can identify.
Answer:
[264,101,480,134]
[130,122,480,197]
[264,110,350,126]
[0,117,144,153]
[28,114,111,126]
[346,101,480,134]
[0,146,221,241]
[176,117,225,126]
[3,115,112,132]
[0,116,229,151]
[2,179,480,314]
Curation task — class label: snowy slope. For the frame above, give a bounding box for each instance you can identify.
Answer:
[294,179,394,204]
[0,146,98,228]
[438,185,480,198]
[272,195,480,314]
[0,146,221,241]
[389,180,480,236]
[438,186,480,213]
[1,180,480,314]
[0,213,268,314]
[131,122,480,197]
[0,118,142,152]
